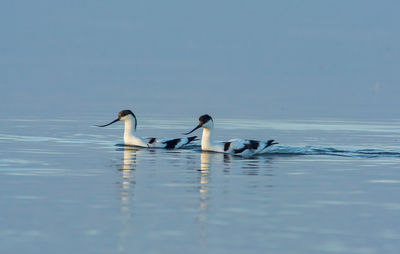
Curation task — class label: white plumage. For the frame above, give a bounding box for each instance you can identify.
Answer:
[97,110,197,149]
[184,114,277,156]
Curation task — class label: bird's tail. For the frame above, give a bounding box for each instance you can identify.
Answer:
[262,139,278,150]
[186,136,198,144]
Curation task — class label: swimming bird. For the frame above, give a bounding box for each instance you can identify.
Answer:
[97,110,197,149]
[184,114,277,156]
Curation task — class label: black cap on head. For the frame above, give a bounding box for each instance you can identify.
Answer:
[199,114,212,125]
[118,110,134,119]
[183,114,213,135]
[118,110,137,130]
[96,109,136,129]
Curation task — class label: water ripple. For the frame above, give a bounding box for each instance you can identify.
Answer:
[265,145,400,158]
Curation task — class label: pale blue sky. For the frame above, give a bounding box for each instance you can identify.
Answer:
[1,1,399,119]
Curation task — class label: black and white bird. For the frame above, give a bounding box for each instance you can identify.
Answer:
[97,110,197,149]
[184,114,277,156]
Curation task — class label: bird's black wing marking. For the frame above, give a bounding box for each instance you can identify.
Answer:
[224,142,231,151]
[162,138,180,149]
[248,140,260,149]
[262,140,278,150]
[148,138,157,144]
[233,144,251,154]
[186,136,197,145]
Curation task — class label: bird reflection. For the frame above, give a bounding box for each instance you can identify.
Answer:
[116,146,139,252]
[223,154,232,174]
[118,147,138,204]
[230,154,274,176]
[196,152,274,243]
[199,151,210,199]
[197,151,212,248]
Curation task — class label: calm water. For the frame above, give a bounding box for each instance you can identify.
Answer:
[1,116,400,254]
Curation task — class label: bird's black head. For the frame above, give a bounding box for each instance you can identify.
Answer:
[118,110,135,120]
[199,114,213,125]
[183,114,213,135]
[96,109,137,129]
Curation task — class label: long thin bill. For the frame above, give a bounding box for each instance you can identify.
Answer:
[183,124,201,135]
[96,118,119,127]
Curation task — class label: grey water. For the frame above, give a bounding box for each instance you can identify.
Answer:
[2,1,400,253]
[1,116,400,254]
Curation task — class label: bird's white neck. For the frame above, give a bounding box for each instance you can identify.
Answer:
[123,118,137,140]
[122,118,148,147]
[200,127,225,152]
[201,128,215,150]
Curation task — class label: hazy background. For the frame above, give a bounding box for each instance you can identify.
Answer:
[1,0,399,119]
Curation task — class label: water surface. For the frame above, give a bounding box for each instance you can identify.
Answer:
[1,116,400,253]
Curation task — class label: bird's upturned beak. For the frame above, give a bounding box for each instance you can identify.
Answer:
[183,124,201,135]
[96,118,119,127]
